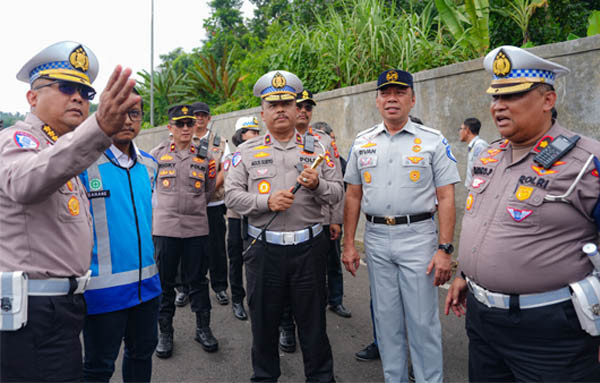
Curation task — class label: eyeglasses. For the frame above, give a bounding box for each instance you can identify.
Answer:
[127,109,143,122]
[194,112,209,118]
[297,103,313,112]
[33,80,96,101]
[174,119,196,128]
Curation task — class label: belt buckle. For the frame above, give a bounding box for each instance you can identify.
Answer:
[385,216,395,225]
[283,232,295,245]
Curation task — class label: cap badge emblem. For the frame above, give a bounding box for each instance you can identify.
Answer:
[272,72,286,88]
[386,70,398,81]
[181,106,189,115]
[69,45,89,72]
[302,90,309,98]
[253,117,259,125]
[493,49,511,77]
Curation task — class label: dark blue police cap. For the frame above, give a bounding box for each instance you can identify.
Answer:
[376,69,413,90]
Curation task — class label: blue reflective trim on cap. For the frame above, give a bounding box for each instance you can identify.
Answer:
[30,61,72,80]
[493,69,556,81]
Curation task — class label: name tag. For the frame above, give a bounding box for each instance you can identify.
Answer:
[87,190,110,199]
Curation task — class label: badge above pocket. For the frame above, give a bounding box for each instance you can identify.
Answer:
[358,155,377,169]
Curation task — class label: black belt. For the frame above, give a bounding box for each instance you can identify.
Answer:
[365,212,433,225]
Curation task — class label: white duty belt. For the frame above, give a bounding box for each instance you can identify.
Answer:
[466,277,571,309]
[248,224,322,246]
[28,270,92,296]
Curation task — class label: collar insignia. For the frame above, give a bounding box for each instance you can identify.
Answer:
[533,135,554,153]
[296,133,302,144]
[42,125,58,144]
[264,134,272,145]
[492,49,511,77]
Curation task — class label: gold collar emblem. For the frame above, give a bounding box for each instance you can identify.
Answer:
[386,70,398,82]
[272,72,286,88]
[493,49,511,77]
[69,45,90,72]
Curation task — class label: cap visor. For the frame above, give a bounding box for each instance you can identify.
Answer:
[296,99,316,105]
[262,93,296,101]
[486,82,534,95]
[172,116,197,121]
[377,81,410,90]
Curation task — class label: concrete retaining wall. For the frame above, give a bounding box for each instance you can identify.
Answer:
[136,36,600,244]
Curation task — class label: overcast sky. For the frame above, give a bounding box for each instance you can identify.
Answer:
[0,0,255,114]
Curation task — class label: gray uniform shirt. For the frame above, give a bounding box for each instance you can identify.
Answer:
[465,136,489,188]
[225,131,343,231]
[345,120,460,215]
[0,113,111,279]
[150,142,216,238]
[459,123,600,294]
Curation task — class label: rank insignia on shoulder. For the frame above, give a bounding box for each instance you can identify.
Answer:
[592,169,599,178]
[506,207,533,222]
[232,152,242,167]
[499,139,509,148]
[533,135,554,153]
[515,185,534,201]
[13,131,39,149]
[531,165,557,176]
[471,178,486,188]
[466,194,474,211]
[296,133,302,145]
[480,157,499,165]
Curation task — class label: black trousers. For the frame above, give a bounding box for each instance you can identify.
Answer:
[154,235,211,331]
[208,204,228,293]
[246,232,334,382]
[466,291,600,382]
[227,217,246,303]
[279,225,345,332]
[0,294,86,382]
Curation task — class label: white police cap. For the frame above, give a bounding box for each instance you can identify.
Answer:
[253,70,303,101]
[484,45,570,95]
[17,41,99,90]
[235,116,260,132]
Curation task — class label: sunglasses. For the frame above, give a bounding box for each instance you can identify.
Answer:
[33,80,96,101]
[174,119,196,128]
[297,103,313,112]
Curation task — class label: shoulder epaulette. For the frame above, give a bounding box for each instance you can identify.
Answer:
[356,124,380,139]
[489,137,506,145]
[415,125,441,136]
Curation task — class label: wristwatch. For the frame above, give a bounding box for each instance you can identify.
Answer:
[438,243,454,255]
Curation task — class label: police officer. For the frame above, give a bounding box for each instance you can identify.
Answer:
[0,41,139,381]
[224,116,261,320]
[225,71,343,382]
[459,117,488,188]
[151,105,218,357]
[278,89,349,353]
[445,46,600,380]
[343,69,460,382]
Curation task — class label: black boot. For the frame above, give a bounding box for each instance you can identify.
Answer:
[195,311,219,352]
[279,327,296,353]
[156,320,174,358]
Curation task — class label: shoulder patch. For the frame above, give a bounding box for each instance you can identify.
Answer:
[13,131,39,149]
[232,152,242,167]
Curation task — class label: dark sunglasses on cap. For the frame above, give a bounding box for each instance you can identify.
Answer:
[33,80,96,101]
[174,119,196,128]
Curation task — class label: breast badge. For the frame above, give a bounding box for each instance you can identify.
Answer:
[465,194,474,211]
[471,178,485,189]
[67,196,80,216]
[160,154,174,161]
[360,142,377,148]
[531,165,557,176]
[258,180,271,194]
[208,160,217,179]
[487,149,501,156]
[515,185,533,201]
[66,180,74,192]
[414,138,422,144]
[254,152,270,158]
[193,157,205,164]
[480,157,498,165]
[194,181,202,189]
[406,156,424,164]
[506,207,533,222]
[412,145,421,153]
[162,179,171,188]
[409,170,420,182]
[90,178,102,191]
[363,171,372,184]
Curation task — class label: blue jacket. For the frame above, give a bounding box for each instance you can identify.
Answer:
[80,145,161,315]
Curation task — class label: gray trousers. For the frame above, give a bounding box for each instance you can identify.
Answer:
[364,219,443,383]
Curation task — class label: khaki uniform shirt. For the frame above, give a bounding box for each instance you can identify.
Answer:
[0,113,112,279]
[225,131,344,231]
[195,130,230,205]
[459,123,600,294]
[150,141,216,238]
[307,127,345,225]
[345,120,460,215]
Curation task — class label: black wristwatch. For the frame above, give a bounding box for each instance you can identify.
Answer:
[438,243,454,255]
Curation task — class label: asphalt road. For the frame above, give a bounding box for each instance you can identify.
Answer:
[114,255,469,382]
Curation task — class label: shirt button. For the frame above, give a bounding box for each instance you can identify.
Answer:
[386,204,391,209]
[389,159,393,163]
[483,222,488,227]
[494,194,499,199]
[388,181,392,186]
[472,247,476,253]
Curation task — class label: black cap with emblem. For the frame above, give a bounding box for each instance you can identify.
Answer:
[168,104,196,121]
[376,69,413,90]
[296,89,316,106]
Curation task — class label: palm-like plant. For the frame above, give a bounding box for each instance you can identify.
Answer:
[493,0,548,45]
[137,62,187,125]
[434,0,490,55]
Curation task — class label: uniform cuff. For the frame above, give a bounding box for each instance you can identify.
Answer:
[256,194,270,212]
[313,178,328,196]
